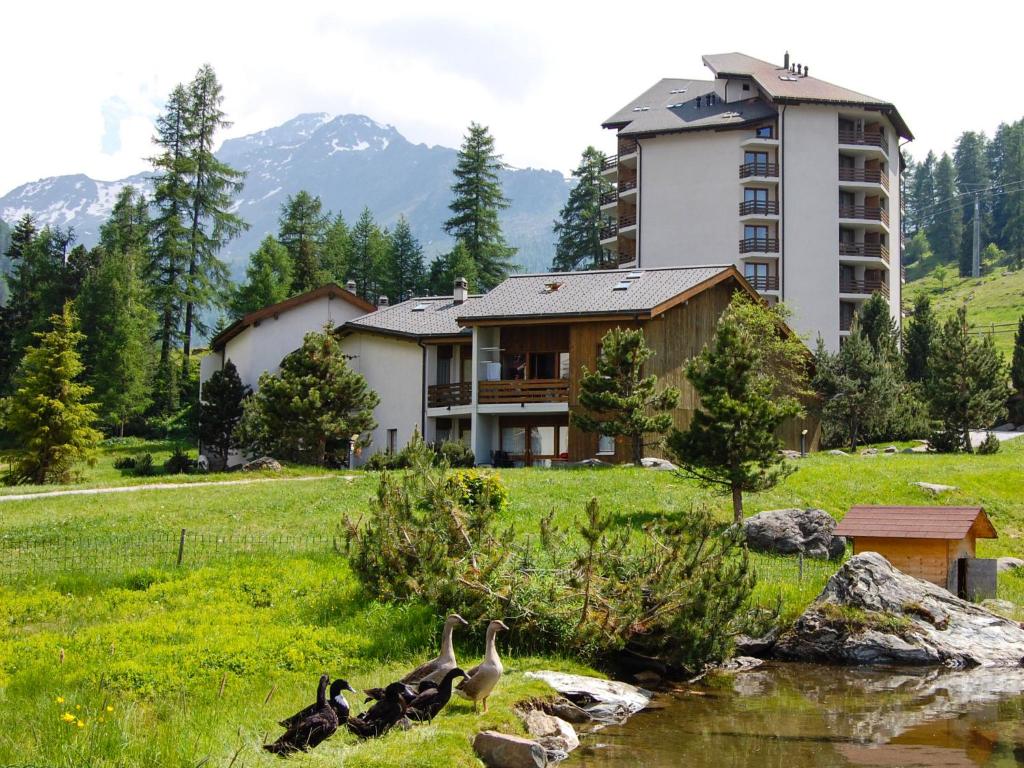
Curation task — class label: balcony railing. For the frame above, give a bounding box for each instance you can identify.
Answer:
[746,274,780,291]
[739,162,779,179]
[599,190,618,205]
[838,129,887,153]
[840,315,854,332]
[619,213,637,229]
[840,279,889,298]
[738,200,779,216]
[838,166,889,190]
[839,204,889,226]
[601,156,618,171]
[739,237,780,254]
[479,379,570,404]
[427,382,472,408]
[839,242,890,263]
[600,222,618,240]
[619,178,637,193]
[618,137,638,156]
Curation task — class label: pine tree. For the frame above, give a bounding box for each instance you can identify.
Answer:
[348,207,388,302]
[180,64,248,374]
[552,146,611,272]
[322,213,351,284]
[198,359,250,469]
[925,305,1009,452]
[427,241,478,296]
[76,244,157,435]
[953,131,991,276]
[444,122,517,289]
[908,151,936,236]
[3,303,102,485]
[231,236,293,318]
[279,190,330,293]
[904,293,937,383]
[856,292,899,359]
[100,186,150,256]
[928,153,963,265]
[237,327,379,466]
[385,216,426,300]
[995,121,1024,268]
[1011,314,1024,423]
[0,216,38,393]
[666,309,800,523]
[573,327,680,465]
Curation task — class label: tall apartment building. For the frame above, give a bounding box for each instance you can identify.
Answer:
[600,52,912,349]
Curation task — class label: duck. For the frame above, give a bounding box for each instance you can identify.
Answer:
[346,681,408,739]
[263,673,339,755]
[401,613,469,685]
[363,680,431,706]
[455,620,508,713]
[406,667,466,722]
[278,678,355,728]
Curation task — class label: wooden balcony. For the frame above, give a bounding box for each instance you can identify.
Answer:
[619,178,637,193]
[746,274,779,291]
[619,213,637,229]
[839,166,889,190]
[739,162,779,179]
[599,190,618,205]
[839,242,890,263]
[738,200,779,216]
[479,379,570,404]
[600,222,618,240]
[601,156,618,172]
[839,204,889,226]
[840,315,854,332]
[838,129,887,154]
[428,382,472,408]
[618,137,638,156]
[840,278,889,298]
[739,237,780,254]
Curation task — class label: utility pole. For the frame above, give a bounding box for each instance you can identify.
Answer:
[972,193,981,278]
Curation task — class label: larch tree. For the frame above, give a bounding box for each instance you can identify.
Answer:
[180,64,247,376]
[904,293,938,383]
[928,153,963,266]
[385,216,426,301]
[444,122,517,289]
[552,146,611,272]
[100,186,150,257]
[3,303,102,485]
[347,207,388,302]
[231,236,293,318]
[198,359,250,470]
[279,190,330,293]
[572,327,679,465]
[322,213,351,284]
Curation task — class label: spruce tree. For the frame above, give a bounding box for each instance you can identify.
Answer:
[666,310,800,523]
[347,207,387,302]
[908,150,936,236]
[928,153,963,265]
[573,327,680,465]
[199,359,250,469]
[385,216,426,300]
[856,292,898,359]
[1011,314,1024,423]
[995,121,1024,268]
[180,64,247,375]
[100,186,150,256]
[925,305,1008,452]
[4,303,102,485]
[552,146,611,272]
[237,327,379,466]
[279,190,330,293]
[0,215,38,393]
[904,293,937,383]
[231,236,293,318]
[322,213,351,284]
[953,131,991,275]
[444,122,516,289]
[427,242,478,296]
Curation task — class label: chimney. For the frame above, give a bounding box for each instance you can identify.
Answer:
[783,51,790,70]
[803,65,809,77]
[453,276,469,305]
[345,279,357,294]
[377,295,389,308]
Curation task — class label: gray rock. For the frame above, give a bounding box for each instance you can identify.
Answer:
[640,457,677,471]
[632,670,662,685]
[242,456,283,472]
[775,552,1024,667]
[912,481,958,494]
[473,731,547,768]
[561,458,613,469]
[525,672,651,724]
[861,447,879,456]
[779,449,802,460]
[980,599,1016,615]
[998,557,1024,574]
[883,445,899,454]
[539,697,592,725]
[827,449,849,456]
[742,508,845,560]
[734,627,779,657]
[521,710,579,762]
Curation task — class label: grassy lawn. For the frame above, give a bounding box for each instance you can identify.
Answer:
[1,438,1023,766]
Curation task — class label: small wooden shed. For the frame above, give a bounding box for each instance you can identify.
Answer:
[834,506,998,597]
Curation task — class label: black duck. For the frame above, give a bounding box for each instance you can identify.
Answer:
[263,673,339,755]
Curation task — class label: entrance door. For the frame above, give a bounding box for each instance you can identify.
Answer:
[500,420,569,467]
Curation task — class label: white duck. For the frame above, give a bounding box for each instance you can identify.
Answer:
[401,613,469,685]
[456,619,508,712]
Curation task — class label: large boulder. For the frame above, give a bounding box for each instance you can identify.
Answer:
[521,709,579,762]
[997,556,1024,574]
[473,732,547,768]
[742,508,845,560]
[242,456,283,472]
[775,552,1024,667]
[640,457,676,471]
[524,672,651,724]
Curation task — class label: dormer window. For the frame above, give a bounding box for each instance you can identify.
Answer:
[756,125,773,139]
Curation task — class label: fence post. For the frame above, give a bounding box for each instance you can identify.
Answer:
[177,528,187,567]
[798,552,804,582]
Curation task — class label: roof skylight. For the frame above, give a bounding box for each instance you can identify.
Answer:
[412,303,427,311]
[612,280,631,291]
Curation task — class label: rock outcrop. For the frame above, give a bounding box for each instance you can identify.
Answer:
[524,672,651,724]
[521,710,579,762]
[775,552,1024,667]
[742,508,845,560]
[473,731,547,768]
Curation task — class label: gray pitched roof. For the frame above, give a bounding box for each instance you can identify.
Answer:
[342,295,476,339]
[603,78,776,137]
[455,266,737,323]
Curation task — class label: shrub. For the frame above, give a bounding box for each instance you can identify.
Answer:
[976,432,1001,455]
[163,447,196,475]
[437,440,475,468]
[365,451,405,471]
[446,469,508,513]
[113,456,138,471]
[134,453,155,477]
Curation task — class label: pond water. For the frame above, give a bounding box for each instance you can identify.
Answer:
[568,663,1024,767]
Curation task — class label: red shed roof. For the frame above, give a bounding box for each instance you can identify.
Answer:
[835,506,997,540]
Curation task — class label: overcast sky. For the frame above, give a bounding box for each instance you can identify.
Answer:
[2,0,1022,196]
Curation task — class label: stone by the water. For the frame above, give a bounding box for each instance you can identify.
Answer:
[473,731,548,768]
[525,672,651,724]
[521,709,579,762]
[742,508,845,560]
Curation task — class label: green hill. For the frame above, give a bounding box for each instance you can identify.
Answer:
[903,267,1024,357]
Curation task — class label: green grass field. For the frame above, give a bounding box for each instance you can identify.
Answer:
[1,438,1023,766]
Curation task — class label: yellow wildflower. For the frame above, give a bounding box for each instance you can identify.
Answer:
[75,704,81,710]
[76,720,84,728]
[55,696,65,704]
[62,712,76,723]
[106,705,114,712]
[99,716,105,723]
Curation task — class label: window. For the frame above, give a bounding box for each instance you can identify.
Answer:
[597,435,615,455]
[744,150,768,166]
[755,125,772,138]
[744,188,768,203]
[387,429,398,454]
[743,83,752,92]
[745,263,768,280]
[744,225,769,241]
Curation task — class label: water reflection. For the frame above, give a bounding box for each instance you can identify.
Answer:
[569,664,1024,767]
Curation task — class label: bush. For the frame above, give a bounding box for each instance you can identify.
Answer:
[437,439,475,468]
[976,432,1001,455]
[113,456,138,470]
[446,469,508,513]
[163,447,196,475]
[134,453,155,477]
[365,451,405,471]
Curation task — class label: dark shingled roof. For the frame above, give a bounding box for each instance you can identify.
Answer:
[342,295,477,339]
[456,265,739,324]
[835,506,997,541]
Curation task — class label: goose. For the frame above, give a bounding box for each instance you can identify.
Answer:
[456,620,508,712]
[263,673,339,755]
[347,682,408,739]
[278,678,355,728]
[406,667,466,722]
[401,613,469,685]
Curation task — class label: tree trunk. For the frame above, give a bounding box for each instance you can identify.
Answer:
[632,434,643,465]
[732,484,744,525]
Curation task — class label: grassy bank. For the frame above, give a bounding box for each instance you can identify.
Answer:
[1,438,1023,766]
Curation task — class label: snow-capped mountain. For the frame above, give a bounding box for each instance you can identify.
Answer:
[0,113,570,274]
